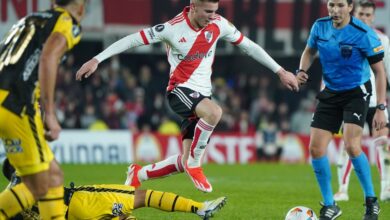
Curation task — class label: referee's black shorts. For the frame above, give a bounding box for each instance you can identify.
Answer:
[311,80,372,134]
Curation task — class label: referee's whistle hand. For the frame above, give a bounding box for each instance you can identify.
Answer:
[296,72,309,85]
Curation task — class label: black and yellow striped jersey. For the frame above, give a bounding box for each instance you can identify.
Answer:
[0,7,82,115]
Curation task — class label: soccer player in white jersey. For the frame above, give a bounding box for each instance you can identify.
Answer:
[334,0,390,202]
[76,0,299,193]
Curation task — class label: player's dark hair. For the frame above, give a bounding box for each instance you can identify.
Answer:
[197,0,219,2]
[356,0,376,11]
[55,0,86,6]
[55,0,72,6]
[327,0,353,5]
[2,158,15,181]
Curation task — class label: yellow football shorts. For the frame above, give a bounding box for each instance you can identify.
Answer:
[67,184,135,220]
[0,91,54,176]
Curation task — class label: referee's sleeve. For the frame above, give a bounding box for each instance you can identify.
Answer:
[367,52,384,65]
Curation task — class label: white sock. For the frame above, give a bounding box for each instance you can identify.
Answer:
[374,136,390,192]
[336,144,352,193]
[138,154,184,182]
[187,119,214,168]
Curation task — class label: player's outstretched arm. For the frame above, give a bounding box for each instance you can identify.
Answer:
[276,68,299,91]
[76,32,150,80]
[76,58,99,80]
[236,37,299,91]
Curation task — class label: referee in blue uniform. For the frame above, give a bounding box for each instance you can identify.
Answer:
[296,0,387,219]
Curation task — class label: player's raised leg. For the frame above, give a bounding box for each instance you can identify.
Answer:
[125,154,185,188]
[186,98,221,193]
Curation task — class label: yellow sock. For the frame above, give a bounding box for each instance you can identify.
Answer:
[145,190,203,213]
[0,183,35,219]
[38,186,66,220]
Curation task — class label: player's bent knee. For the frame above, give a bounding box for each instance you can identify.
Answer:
[22,171,51,199]
[27,181,50,199]
[344,144,362,157]
[206,105,223,124]
[49,169,64,187]
[214,105,223,119]
[309,146,326,158]
[48,161,64,187]
[134,190,147,209]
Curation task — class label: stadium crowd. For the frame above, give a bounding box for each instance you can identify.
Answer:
[57,53,317,135]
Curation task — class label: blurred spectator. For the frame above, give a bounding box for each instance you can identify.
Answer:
[256,120,283,162]
[290,93,316,135]
[275,102,291,132]
[55,53,317,134]
[232,111,255,134]
[80,104,97,129]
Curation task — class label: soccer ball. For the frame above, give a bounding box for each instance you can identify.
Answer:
[285,206,318,220]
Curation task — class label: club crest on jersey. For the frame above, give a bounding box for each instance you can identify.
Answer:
[3,138,23,154]
[112,203,123,216]
[340,45,352,59]
[204,31,213,43]
[189,91,200,98]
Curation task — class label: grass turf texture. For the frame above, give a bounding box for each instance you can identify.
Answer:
[0,163,388,219]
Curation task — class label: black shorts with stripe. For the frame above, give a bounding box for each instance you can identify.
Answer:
[166,87,210,140]
[311,80,372,133]
[66,184,135,219]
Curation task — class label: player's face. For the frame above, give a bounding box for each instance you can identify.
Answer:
[74,0,88,23]
[327,0,353,27]
[192,1,219,28]
[354,6,375,26]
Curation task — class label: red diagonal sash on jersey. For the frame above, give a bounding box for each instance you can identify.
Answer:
[167,24,220,91]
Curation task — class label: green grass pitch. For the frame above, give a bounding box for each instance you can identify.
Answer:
[0,163,388,219]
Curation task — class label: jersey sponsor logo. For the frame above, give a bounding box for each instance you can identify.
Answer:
[112,203,124,216]
[178,37,187,43]
[147,28,156,40]
[31,12,53,19]
[204,31,213,43]
[72,25,81,37]
[177,50,213,61]
[23,48,41,81]
[363,93,370,101]
[353,113,362,120]
[155,24,165,32]
[340,45,353,59]
[3,138,23,154]
[189,91,200,98]
[373,45,384,53]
